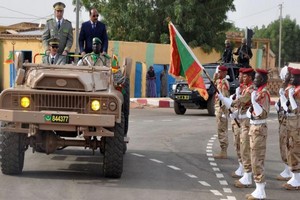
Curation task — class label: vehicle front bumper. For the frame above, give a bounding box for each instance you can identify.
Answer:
[0,109,115,127]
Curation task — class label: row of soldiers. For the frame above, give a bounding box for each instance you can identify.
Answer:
[212,65,300,199]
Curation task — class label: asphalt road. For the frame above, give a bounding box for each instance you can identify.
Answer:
[0,106,298,200]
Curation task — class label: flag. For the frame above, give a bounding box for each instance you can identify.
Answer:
[4,51,14,64]
[111,54,119,73]
[169,22,208,100]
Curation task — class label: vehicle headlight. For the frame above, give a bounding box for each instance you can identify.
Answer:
[91,100,101,111]
[20,96,30,108]
[172,84,176,91]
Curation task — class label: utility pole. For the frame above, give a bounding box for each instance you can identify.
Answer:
[75,0,80,56]
[278,3,282,68]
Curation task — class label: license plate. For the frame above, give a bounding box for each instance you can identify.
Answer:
[44,114,69,123]
[176,95,190,100]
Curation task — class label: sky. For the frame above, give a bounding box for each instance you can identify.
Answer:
[1,0,300,29]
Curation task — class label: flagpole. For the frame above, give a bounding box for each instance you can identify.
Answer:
[170,22,240,127]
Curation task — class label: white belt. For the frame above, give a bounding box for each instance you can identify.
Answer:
[238,114,247,119]
[286,113,297,117]
[250,119,267,125]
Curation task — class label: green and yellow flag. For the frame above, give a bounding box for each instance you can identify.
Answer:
[168,22,208,100]
[4,51,14,64]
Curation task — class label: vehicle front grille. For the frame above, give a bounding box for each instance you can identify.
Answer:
[32,93,88,113]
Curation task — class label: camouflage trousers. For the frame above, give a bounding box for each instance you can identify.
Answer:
[286,116,300,172]
[249,123,267,183]
[240,118,252,173]
[278,114,288,165]
[231,119,241,162]
[215,107,228,150]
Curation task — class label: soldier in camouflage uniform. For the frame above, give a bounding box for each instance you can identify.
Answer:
[245,69,270,200]
[42,2,73,56]
[282,67,300,190]
[77,37,108,67]
[230,68,245,178]
[275,67,293,181]
[213,65,230,159]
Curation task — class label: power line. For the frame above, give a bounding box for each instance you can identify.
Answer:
[0,5,43,18]
[233,6,277,21]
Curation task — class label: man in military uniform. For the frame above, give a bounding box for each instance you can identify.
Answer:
[245,69,270,200]
[213,65,230,159]
[77,37,108,66]
[222,39,233,63]
[282,67,300,190]
[230,68,245,178]
[234,38,253,68]
[42,38,66,65]
[42,2,73,56]
[275,67,293,181]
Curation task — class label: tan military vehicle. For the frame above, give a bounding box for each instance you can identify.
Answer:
[0,54,131,178]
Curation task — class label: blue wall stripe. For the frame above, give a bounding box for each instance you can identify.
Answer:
[134,62,142,97]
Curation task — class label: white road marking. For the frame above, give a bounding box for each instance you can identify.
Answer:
[212,167,220,172]
[143,120,154,122]
[207,153,213,156]
[220,196,237,200]
[207,143,213,146]
[219,180,228,185]
[206,149,212,152]
[198,181,211,187]
[167,165,181,171]
[210,190,223,196]
[210,162,217,166]
[131,153,145,157]
[216,173,224,178]
[149,159,163,163]
[208,157,215,161]
[209,140,214,142]
[185,173,198,178]
[161,119,172,122]
[207,146,212,149]
[223,188,232,193]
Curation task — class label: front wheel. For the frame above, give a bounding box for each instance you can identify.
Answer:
[103,113,124,178]
[174,101,186,115]
[0,131,26,175]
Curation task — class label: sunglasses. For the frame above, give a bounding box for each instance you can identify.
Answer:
[51,45,59,49]
[92,14,99,18]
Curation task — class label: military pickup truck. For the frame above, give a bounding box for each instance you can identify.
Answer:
[170,63,240,116]
[0,54,131,178]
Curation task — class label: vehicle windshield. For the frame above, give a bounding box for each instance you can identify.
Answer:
[202,66,216,79]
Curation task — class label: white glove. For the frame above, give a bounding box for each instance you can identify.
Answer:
[246,107,252,118]
[217,92,224,101]
[251,91,263,116]
[288,87,298,110]
[229,110,238,119]
[235,87,240,99]
[288,87,295,97]
[251,91,257,103]
[279,88,284,96]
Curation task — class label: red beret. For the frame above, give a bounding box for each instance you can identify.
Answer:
[256,69,268,75]
[218,65,227,72]
[239,68,245,73]
[290,68,300,75]
[243,68,254,74]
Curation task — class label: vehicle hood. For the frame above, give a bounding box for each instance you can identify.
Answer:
[25,64,110,92]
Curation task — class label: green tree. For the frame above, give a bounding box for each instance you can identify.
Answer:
[254,16,300,67]
[75,0,235,52]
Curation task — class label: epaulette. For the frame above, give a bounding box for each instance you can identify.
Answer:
[64,19,71,23]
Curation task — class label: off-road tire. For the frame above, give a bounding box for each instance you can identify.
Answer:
[0,131,26,175]
[174,101,186,115]
[103,113,124,178]
[122,77,130,136]
[207,94,215,116]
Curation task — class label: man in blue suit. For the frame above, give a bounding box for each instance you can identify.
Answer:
[79,8,108,56]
